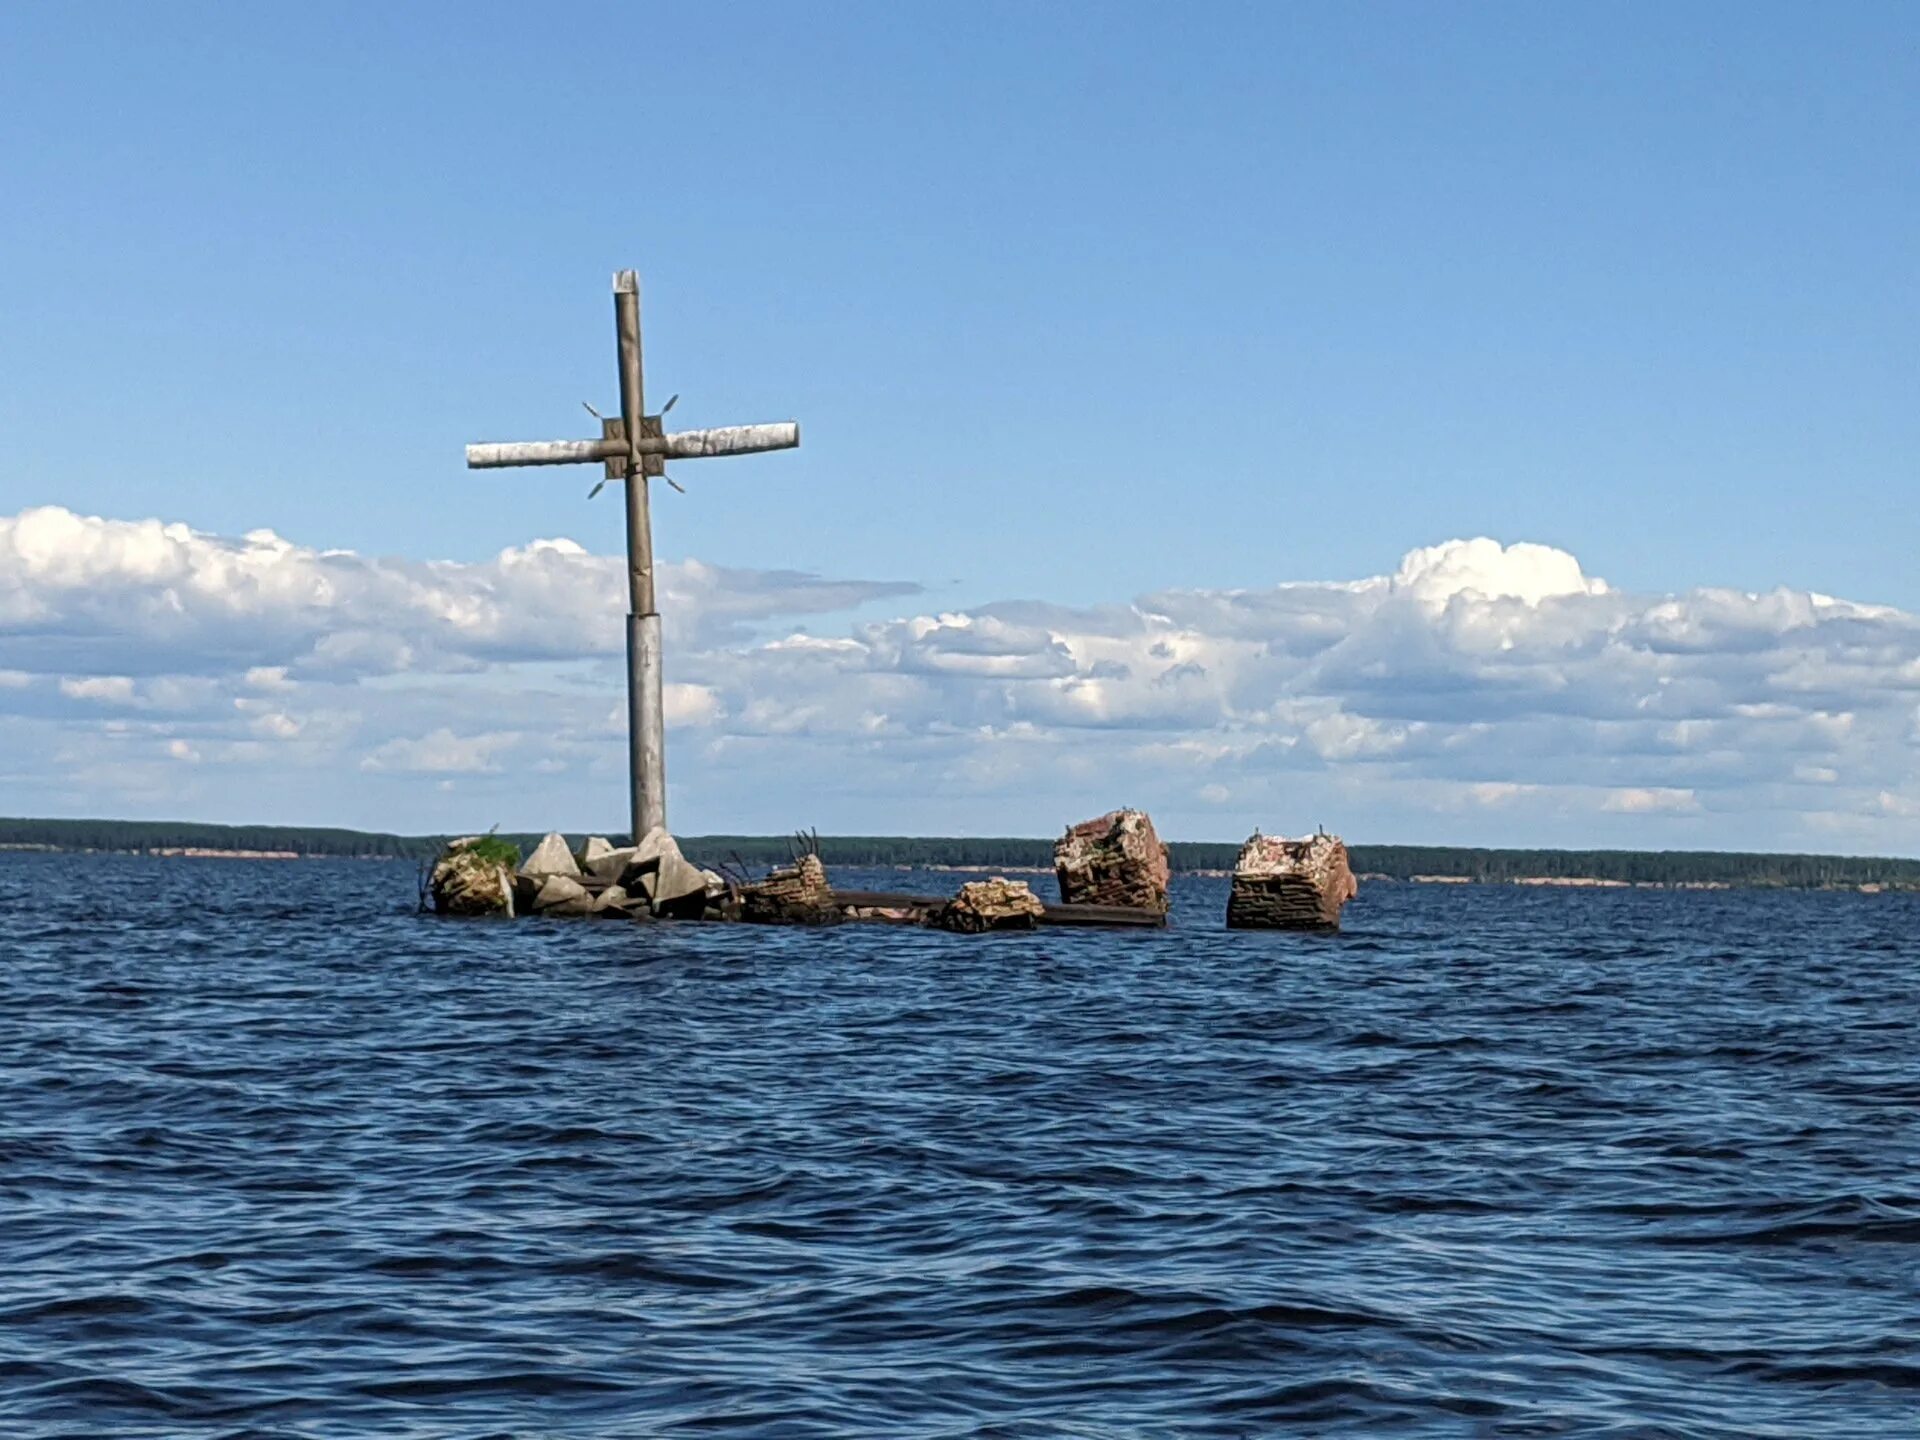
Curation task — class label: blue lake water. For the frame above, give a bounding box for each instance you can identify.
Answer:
[2,854,1915,1437]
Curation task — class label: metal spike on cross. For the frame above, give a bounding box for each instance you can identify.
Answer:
[465,271,799,843]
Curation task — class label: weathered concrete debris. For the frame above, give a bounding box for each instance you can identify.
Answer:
[583,845,637,887]
[740,853,838,924]
[1054,808,1170,916]
[456,825,719,921]
[1225,831,1357,932]
[589,883,635,917]
[630,828,672,869]
[531,873,592,917]
[624,826,709,917]
[520,832,581,882]
[428,836,517,916]
[934,877,1046,934]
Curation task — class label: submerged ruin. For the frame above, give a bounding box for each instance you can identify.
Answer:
[1054,808,1171,917]
[430,813,1357,934]
[1225,831,1358,932]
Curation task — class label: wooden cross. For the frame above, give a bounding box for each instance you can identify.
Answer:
[466,270,799,843]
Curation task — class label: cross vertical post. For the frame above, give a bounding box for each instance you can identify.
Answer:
[612,271,664,843]
[464,271,799,846]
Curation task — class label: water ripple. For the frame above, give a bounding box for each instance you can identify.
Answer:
[0,855,1915,1436]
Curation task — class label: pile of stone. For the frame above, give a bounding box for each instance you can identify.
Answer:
[1225,830,1358,932]
[428,837,519,917]
[1053,808,1170,917]
[510,832,604,917]
[429,830,724,921]
[933,877,1046,933]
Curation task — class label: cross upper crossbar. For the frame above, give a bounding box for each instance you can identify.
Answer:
[465,422,799,469]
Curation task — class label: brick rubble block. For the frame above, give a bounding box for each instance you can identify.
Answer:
[1053,808,1170,915]
[934,877,1047,934]
[1225,832,1358,932]
[740,853,840,925]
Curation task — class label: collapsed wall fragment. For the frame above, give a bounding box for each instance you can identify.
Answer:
[1225,831,1357,932]
[1053,808,1170,917]
[739,852,839,925]
[933,877,1047,933]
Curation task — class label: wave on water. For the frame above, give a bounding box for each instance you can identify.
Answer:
[2,855,1915,1436]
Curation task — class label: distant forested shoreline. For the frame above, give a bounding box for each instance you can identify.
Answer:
[3,816,1916,890]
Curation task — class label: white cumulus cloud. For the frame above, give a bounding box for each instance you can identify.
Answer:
[4,510,1919,849]
[1601,787,1702,814]
[59,675,137,704]
[0,505,919,681]
[360,728,519,775]
[1389,537,1609,607]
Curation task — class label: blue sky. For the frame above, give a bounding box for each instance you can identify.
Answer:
[2,4,1916,848]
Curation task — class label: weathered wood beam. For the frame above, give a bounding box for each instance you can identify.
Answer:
[466,422,799,470]
[1039,901,1166,928]
[829,889,942,910]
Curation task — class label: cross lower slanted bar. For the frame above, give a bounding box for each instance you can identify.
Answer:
[465,270,799,844]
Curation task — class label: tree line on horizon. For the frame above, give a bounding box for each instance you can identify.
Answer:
[4,816,1918,890]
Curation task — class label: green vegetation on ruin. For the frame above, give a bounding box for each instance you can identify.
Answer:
[3,816,1917,891]
[452,834,524,869]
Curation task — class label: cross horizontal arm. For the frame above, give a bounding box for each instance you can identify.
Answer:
[466,421,799,470]
[466,437,622,468]
[661,422,800,459]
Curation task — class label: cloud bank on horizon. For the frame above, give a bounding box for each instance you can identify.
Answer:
[3,504,1916,851]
